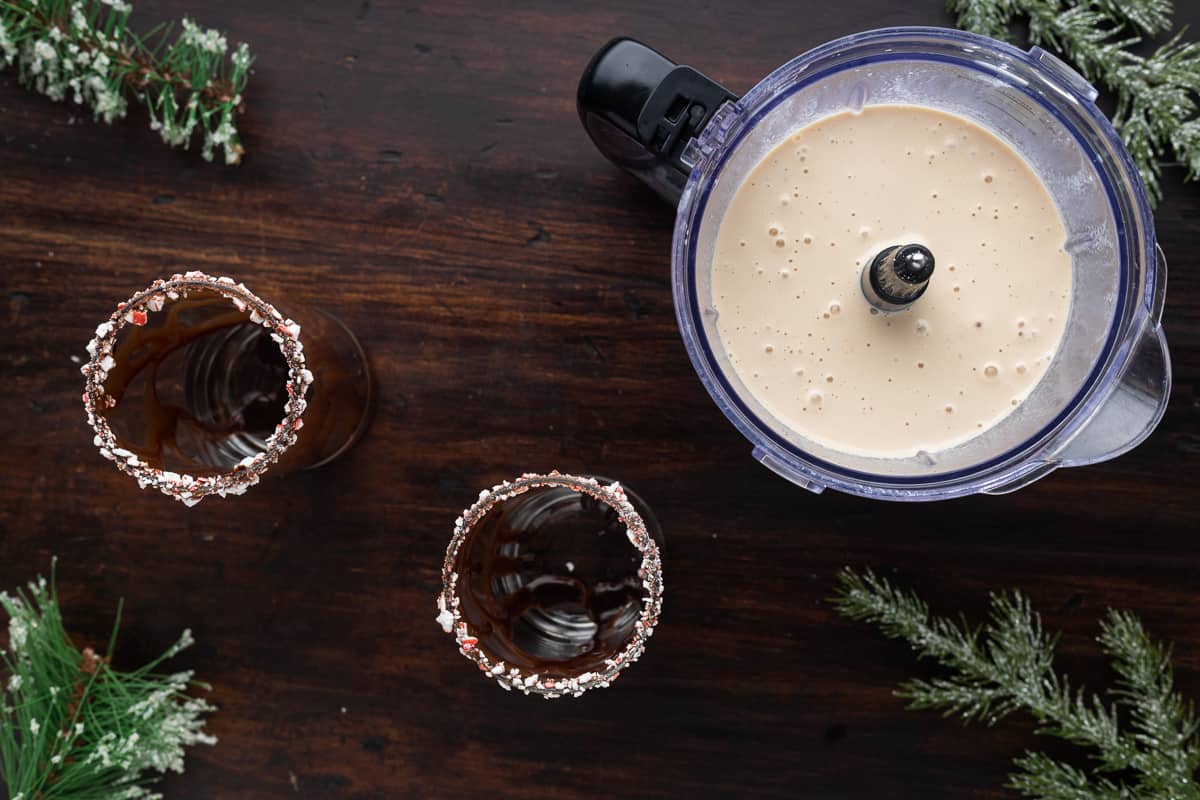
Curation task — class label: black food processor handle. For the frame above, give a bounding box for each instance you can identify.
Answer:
[577,38,738,206]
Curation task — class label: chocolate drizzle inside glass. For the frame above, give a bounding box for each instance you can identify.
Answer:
[83,272,371,504]
[102,290,290,473]
[438,473,663,698]
[455,484,647,674]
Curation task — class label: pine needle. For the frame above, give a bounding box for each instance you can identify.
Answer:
[0,0,252,164]
[948,0,1020,41]
[833,568,1200,799]
[0,560,216,800]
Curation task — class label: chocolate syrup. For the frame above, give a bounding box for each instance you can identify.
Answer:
[102,292,289,474]
[454,485,650,676]
[101,288,373,481]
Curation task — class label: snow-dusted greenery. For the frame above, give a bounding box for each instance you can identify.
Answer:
[835,568,1200,800]
[1,561,216,800]
[0,0,251,164]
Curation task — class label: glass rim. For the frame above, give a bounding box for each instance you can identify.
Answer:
[436,471,664,699]
[81,270,313,506]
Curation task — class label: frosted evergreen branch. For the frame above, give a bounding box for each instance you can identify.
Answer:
[1091,0,1172,36]
[946,0,1019,41]
[952,0,1200,206]
[1100,610,1200,798]
[1171,119,1200,181]
[1009,751,1140,800]
[946,0,1171,41]
[1,560,216,800]
[833,568,1200,799]
[0,0,252,164]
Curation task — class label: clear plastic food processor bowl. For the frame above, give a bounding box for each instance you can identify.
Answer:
[667,28,1170,500]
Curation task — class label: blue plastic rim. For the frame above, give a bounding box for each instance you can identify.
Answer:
[671,27,1158,500]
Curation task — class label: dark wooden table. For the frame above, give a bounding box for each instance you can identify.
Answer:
[2,1,1198,797]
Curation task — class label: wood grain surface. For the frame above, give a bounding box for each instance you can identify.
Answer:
[2,1,1198,798]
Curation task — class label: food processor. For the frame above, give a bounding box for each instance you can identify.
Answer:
[577,27,1171,501]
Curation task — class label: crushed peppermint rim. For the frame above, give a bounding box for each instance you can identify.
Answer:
[81,271,312,506]
[437,471,664,699]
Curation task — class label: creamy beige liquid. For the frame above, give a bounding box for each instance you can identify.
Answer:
[712,104,1072,457]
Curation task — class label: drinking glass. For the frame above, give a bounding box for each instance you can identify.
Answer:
[436,471,664,698]
[82,271,371,505]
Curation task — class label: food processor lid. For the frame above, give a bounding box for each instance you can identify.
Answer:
[662,28,1165,498]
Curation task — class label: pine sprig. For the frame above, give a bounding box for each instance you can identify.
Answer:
[948,0,1019,40]
[833,568,1200,800]
[1090,0,1171,36]
[0,0,252,164]
[1100,611,1200,796]
[950,0,1200,206]
[1008,751,1134,800]
[0,561,216,800]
